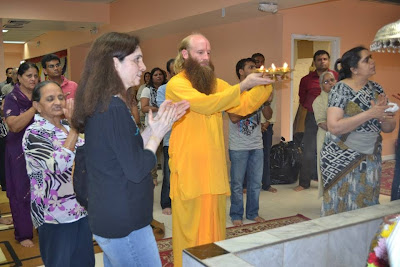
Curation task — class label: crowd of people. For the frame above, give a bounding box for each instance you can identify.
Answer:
[0,31,398,267]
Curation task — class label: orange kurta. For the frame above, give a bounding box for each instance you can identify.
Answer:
[166,71,272,266]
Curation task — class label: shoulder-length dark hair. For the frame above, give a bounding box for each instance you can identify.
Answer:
[71,32,140,133]
[147,67,167,89]
[334,46,367,81]
[18,62,39,76]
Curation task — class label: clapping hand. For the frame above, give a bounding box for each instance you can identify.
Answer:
[172,100,190,121]
[149,100,190,138]
[62,98,74,122]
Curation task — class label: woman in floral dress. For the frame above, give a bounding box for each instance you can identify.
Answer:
[22,81,94,266]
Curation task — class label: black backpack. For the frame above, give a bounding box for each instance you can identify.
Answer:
[270,137,302,184]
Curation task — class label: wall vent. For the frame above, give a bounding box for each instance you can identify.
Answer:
[3,24,24,29]
[7,20,30,24]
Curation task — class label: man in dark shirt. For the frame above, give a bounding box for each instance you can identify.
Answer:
[294,50,338,191]
[0,68,13,92]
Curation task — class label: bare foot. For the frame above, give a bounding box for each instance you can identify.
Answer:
[293,185,307,192]
[162,208,172,215]
[252,216,265,223]
[267,187,277,193]
[20,239,34,248]
[0,217,13,225]
[232,220,243,226]
[243,188,247,194]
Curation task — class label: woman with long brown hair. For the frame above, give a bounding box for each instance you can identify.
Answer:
[71,32,189,266]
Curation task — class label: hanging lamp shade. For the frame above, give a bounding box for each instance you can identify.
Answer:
[370,19,400,53]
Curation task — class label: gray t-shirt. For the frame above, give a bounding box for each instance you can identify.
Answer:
[228,109,263,151]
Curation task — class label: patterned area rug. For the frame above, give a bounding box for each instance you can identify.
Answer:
[0,193,309,267]
[157,214,310,266]
[381,160,395,196]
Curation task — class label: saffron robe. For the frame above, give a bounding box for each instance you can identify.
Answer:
[166,71,272,266]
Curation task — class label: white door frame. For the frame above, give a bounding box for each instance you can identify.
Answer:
[289,34,341,139]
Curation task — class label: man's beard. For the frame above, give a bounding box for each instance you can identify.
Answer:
[183,56,216,95]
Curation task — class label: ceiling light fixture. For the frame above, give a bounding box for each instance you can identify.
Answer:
[370,19,400,53]
[258,2,278,13]
[3,41,25,44]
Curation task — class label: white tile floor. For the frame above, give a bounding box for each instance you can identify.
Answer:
[152,171,391,239]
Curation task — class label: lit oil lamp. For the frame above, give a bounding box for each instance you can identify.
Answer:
[254,65,269,77]
[254,62,293,80]
[271,63,276,72]
[283,62,289,72]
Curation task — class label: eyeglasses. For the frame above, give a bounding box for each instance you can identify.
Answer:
[323,78,336,84]
[47,63,61,69]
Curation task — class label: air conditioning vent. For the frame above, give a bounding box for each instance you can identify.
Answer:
[7,20,30,24]
[3,24,24,28]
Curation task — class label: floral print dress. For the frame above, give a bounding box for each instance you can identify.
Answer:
[22,114,87,228]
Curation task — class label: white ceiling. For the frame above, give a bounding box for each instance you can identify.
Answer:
[1,0,326,43]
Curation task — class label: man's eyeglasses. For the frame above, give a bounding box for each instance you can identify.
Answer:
[47,63,61,69]
[323,78,336,84]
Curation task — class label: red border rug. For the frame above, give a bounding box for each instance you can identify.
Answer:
[381,160,395,196]
[157,214,310,266]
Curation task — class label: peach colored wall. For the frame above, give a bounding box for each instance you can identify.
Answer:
[4,53,22,69]
[280,0,400,156]
[68,46,90,83]
[0,41,23,81]
[109,0,250,32]
[3,44,24,69]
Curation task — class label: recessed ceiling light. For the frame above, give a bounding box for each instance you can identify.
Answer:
[3,41,25,44]
[2,29,8,33]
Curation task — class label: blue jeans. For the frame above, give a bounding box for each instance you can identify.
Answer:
[229,149,263,221]
[160,146,171,209]
[262,124,273,190]
[94,225,161,267]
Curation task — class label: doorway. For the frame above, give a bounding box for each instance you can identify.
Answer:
[290,34,340,139]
